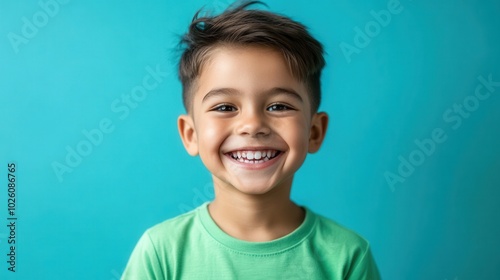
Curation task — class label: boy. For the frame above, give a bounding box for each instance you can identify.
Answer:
[122,1,380,279]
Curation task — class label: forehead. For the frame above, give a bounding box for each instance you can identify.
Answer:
[194,45,308,102]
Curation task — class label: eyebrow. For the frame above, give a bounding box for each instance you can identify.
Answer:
[202,87,304,103]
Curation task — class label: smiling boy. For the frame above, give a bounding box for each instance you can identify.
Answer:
[122,1,380,279]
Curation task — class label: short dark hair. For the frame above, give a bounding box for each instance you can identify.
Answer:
[178,1,325,113]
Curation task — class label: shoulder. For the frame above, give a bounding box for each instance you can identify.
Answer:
[122,209,201,280]
[308,210,381,278]
[308,209,371,256]
[148,208,199,235]
[144,207,200,246]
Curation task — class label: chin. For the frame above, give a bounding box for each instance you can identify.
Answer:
[231,178,282,195]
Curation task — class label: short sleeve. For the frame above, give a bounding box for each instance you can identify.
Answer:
[121,232,166,280]
[346,245,381,280]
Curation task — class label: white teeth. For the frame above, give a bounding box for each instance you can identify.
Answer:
[229,149,279,161]
[247,151,254,160]
[254,151,262,160]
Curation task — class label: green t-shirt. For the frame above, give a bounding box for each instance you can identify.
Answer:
[122,202,380,279]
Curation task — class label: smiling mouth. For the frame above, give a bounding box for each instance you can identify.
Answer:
[226,150,282,164]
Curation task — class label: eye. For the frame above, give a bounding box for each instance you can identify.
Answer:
[267,103,294,112]
[212,104,237,112]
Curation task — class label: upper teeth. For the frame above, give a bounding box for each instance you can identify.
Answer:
[230,150,278,161]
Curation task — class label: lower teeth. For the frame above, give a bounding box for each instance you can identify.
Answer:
[233,156,273,163]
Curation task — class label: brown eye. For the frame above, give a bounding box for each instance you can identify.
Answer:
[214,104,236,112]
[267,103,292,112]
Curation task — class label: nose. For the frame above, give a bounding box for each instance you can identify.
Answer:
[235,108,271,137]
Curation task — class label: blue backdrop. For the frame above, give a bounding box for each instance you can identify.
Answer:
[1,0,499,279]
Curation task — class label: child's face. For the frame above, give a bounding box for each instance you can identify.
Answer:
[178,46,327,195]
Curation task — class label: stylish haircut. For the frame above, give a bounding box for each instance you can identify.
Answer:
[178,0,325,113]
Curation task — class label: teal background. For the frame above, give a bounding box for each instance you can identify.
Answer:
[1,0,499,279]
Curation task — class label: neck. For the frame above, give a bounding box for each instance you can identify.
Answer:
[207,178,305,242]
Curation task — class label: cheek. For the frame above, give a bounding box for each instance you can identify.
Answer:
[283,118,310,154]
[197,119,227,153]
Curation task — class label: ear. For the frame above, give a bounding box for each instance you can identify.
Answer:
[178,114,199,156]
[308,112,329,153]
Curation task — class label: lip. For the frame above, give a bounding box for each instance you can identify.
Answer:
[224,146,283,152]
